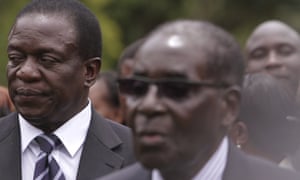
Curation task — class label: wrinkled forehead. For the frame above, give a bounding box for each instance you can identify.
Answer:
[13,12,76,34]
[133,33,212,79]
[246,21,300,50]
[11,13,75,38]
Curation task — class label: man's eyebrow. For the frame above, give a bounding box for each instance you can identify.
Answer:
[7,44,21,52]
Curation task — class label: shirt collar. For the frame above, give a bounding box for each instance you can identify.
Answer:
[279,156,296,171]
[20,100,92,157]
[152,137,229,180]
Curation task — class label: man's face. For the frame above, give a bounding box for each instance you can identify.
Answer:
[124,35,228,170]
[7,13,89,131]
[246,22,300,94]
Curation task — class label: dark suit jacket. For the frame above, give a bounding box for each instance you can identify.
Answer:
[0,109,135,180]
[99,142,300,180]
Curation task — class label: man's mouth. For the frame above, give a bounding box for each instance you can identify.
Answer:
[16,88,44,96]
[137,131,166,146]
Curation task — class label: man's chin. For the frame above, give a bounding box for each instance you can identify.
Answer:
[19,110,48,125]
[22,115,44,126]
[138,153,171,170]
[19,110,43,119]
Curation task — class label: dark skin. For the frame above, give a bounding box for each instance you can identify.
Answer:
[7,13,101,133]
[125,33,240,180]
[89,78,123,123]
[246,20,300,96]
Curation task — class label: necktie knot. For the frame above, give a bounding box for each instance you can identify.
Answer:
[35,134,61,154]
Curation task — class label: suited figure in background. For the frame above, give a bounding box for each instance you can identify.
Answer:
[89,71,123,124]
[115,38,146,125]
[1,0,135,179]
[245,20,300,172]
[100,20,300,180]
[230,73,300,167]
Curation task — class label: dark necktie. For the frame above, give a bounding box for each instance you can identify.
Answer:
[33,134,66,180]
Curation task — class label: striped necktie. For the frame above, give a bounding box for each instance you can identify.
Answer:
[33,134,66,180]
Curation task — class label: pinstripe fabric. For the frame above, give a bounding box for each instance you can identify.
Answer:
[34,134,65,180]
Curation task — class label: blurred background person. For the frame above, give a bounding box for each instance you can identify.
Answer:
[89,71,123,124]
[0,86,14,117]
[245,20,300,171]
[230,73,300,170]
[116,38,145,125]
[89,38,146,125]
[117,38,145,78]
[245,20,300,97]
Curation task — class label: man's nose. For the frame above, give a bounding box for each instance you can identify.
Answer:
[137,85,165,117]
[16,57,41,82]
[265,51,282,71]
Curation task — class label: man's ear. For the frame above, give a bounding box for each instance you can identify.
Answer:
[84,57,101,87]
[221,86,241,127]
[120,59,134,77]
[229,121,248,148]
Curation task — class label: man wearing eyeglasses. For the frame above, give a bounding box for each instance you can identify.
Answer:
[99,20,300,180]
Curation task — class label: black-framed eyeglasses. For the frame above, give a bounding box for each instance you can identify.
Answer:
[117,76,230,101]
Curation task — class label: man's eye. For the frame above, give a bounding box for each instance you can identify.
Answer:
[8,54,25,65]
[278,45,294,56]
[39,56,59,64]
[250,48,267,59]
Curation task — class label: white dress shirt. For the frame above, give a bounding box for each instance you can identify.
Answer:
[279,156,296,171]
[152,137,229,180]
[20,101,92,180]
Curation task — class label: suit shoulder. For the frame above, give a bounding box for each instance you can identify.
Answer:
[107,119,131,134]
[224,144,300,180]
[104,119,136,165]
[0,112,17,125]
[106,119,134,147]
[243,152,300,180]
[0,113,18,141]
[91,111,132,142]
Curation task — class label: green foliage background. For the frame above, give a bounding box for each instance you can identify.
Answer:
[1,0,300,85]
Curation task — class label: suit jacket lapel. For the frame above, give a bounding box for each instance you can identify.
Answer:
[76,109,125,180]
[0,113,22,180]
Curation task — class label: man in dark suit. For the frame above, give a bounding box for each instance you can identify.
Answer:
[1,0,135,179]
[100,20,300,180]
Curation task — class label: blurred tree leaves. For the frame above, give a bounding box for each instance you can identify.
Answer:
[82,0,123,70]
[0,0,28,85]
[1,0,300,85]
